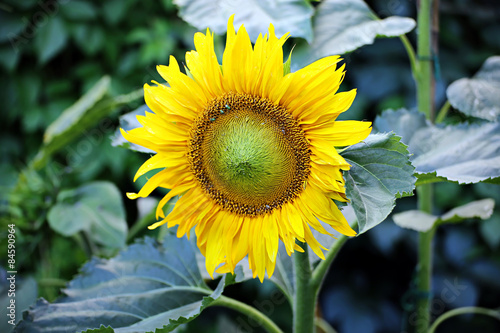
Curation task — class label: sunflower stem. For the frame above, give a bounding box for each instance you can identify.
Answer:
[212,295,284,333]
[311,220,358,291]
[413,0,437,331]
[293,243,316,333]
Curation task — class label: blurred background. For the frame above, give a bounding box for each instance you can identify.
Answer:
[1,0,500,332]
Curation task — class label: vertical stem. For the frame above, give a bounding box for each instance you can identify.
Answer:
[416,0,434,121]
[293,245,316,333]
[415,1,437,332]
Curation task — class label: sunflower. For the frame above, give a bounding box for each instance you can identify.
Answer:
[121,16,371,281]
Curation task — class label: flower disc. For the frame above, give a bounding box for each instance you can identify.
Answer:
[189,93,310,216]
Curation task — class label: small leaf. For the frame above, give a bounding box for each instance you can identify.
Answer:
[393,210,438,232]
[297,0,415,66]
[340,133,416,234]
[174,0,314,42]
[440,198,495,223]
[14,233,226,333]
[394,199,495,232]
[34,16,68,64]
[111,104,156,153]
[447,56,500,121]
[47,181,127,248]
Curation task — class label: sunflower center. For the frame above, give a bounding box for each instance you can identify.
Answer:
[188,93,311,216]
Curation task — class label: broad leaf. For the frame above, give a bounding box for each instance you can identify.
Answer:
[43,76,110,144]
[410,122,500,184]
[14,233,232,333]
[447,56,500,121]
[296,0,415,67]
[374,108,500,185]
[111,105,155,153]
[394,199,495,232]
[373,108,428,144]
[174,0,314,42]
[32,81,142,169]
[47,181,128,249]
[340,133,416,234]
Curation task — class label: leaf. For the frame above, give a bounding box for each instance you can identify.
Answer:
[14,233,231,333]
[374,108,500,185]
[440,198,495,223]
[394,199,495,232]
[410,122,500,184]
[373,108,428,144]
[81,326,115,333]
[393,210,438,232]
[73,25,105,56]
[296,0,415,67]
[60,0,97,21]
[34,16,68,64]
[447,56,500,121]
[340,133,416,234]
[47,181,128,249]
[111,104,156,153]
[174,0,314,42]
[32,82,143,169]
[44,76,110,144]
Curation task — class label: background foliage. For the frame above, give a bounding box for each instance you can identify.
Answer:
[1,0,500,332]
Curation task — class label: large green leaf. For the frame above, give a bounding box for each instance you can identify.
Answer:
[296,0,415,67]
[410,122,500,184]
[174,0,314,42]
[340,133,416,234]
[374,108,500,185]
[447,56,500,121]
[14,233,234,333]
[47,181,128,249]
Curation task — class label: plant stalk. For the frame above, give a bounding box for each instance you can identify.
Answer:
[293,244,316,333]
[415,0,437,332]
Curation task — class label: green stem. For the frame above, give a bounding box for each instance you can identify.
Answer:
[293,244,316,333]
[37,278,67,288]
[414,0,436,332]
[429,307,500,333]
[127,207,157,242]
[311,221,358,291]
[435,100,451,124]
[212,295,284,333]
[399,34,418,75]
[416,0,434,121]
